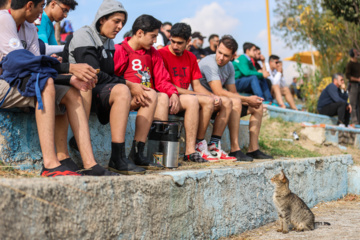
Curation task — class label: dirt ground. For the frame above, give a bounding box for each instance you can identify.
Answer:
[222,195,360,240]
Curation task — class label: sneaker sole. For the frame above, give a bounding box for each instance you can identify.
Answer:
[207,159,220,163]
[219,159,237,162]
[108,167,146,175]
[138,165,164,170]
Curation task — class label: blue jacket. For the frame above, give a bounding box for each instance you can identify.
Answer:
[0,49,59,110]
[317,83,348,111]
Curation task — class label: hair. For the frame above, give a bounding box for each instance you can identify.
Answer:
[132,14,161,35]
[170,22,191,41]
[46,0,78,10]
[11,0,43,9]
[269,55,280,61]
[332,73,344,82]
[162,21,172,27]
[255,45,260,50]
[0,0,8,8]
[96,11,126,32]
[349,48,355,57]
[208,34,219,42]
[243,42,256,53]
[219,35,238,54]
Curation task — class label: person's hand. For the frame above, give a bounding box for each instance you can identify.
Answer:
[340,82,346,90]
[69,63,98,85]
[260,54,265,62]
[212,95,222,108]
[347,104,352,113]
[70,75,93,92]
[128,82,152,107]
[263,71,270,78]
[247,95,264,109]
[169,94,180,114]
[51,54,63,63]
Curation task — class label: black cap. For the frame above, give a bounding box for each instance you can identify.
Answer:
[191,32,206,40]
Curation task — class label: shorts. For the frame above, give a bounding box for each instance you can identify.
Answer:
[91,83,117,125]
[0,79,69,115]
[210,104,249,120]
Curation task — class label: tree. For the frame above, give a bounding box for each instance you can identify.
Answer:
[323,0,360,24]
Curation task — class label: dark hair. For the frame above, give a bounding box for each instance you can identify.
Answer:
[162,21,172,27]
[349,48,355,57]
[96,11,126,32]
[132,14,161,35]
[170,22,191,41]
[219,35,238,54]
[11,0,43,9]
[269,55,280,61]
[0,0,8,8]
[332,73,344,82]
[208,34,219,42]
[255,45,260,50]
[243,42,256,53]
[46,0,78,10]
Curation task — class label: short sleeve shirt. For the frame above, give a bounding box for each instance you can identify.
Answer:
[158,46,203,89]
[198,54,235,92]
[37,12,57,45]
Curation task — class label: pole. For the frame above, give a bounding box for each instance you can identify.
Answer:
[266,0,272,56]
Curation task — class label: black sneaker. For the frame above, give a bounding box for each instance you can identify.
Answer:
[246,150,274,159]
[184,152,209,163]
[69,136,79,152]
[129,141,164,170]
[60,158,80,171]
[41,165,82,177]
[108,157,146,175]
[229,150,253,162]
[80,164,120,176]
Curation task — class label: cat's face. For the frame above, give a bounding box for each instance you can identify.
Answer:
[271,170,289,187]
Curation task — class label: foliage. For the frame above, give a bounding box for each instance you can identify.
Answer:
[323,0,360,24]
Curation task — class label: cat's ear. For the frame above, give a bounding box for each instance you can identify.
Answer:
[280,170,285,180]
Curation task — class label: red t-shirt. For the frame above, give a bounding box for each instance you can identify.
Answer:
[114,37,178,97]
[158,46,202,89]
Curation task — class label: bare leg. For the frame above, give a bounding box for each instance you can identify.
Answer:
[130,89,158,142]
[154,92,169,121]
[109,84,131,143]
[281,87,297,110]
[212,96,232,136]
[80,91,92,119]
[35,78,60,169]
[55,113,70,161]
[272,85,285,108]
[248,105,263,152]
[227,98,242,152]
[196,95,214,140]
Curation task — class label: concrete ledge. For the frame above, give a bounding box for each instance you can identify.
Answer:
[348,166,360,195]
[267,105,337,125]
[0,155,353,239]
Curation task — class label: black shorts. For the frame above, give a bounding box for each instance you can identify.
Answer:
[210,104,249,120]
[92,83,117,125]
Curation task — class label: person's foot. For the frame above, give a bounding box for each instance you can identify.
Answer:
[229,150,253,162]
[246,150,274,159]
[184,152,209,163]
[41,165,82,177]
[195,140,220,163]
[80,164,120,176]
[69,136,79,152]
[60,158,80,171]
[208,141,237,162]
[129,141,164,170]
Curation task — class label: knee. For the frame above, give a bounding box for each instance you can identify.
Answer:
[43,78,56,95]
[112,84,131,102]
[253,104,263,117]
[147,89,158,101]
[203,96,215,112]
[157,92,169,107]
[222,97,232,110]
[62,87,82,104]
[182,95,199,111]
[231,98,242,111]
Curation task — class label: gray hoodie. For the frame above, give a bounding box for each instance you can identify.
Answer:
[63,0,127,85]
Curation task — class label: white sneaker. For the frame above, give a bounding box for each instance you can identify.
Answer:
[195,140,219,163]
[208,141,237,162]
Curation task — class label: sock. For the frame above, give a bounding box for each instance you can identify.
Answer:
[133,141,145,153]
[209,135,221,145]
[196,139,204,144]
[111,142,125,159]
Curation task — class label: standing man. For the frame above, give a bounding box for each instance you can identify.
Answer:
[159,23,236,162]
[153,21,171,49]
[114,15,206,163]
[189,31,206,60]
[345,48,360,124]
[203,34,219,56]
[198,35,273,160]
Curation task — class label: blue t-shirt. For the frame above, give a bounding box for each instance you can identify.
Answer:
[37,12,57,45]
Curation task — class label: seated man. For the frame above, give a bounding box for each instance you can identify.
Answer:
[65,0,159,174]
[114,15,206,163]
[189,32,206,60]
[0,0,115,176]
[198,35,273,160]
[159,23,236,162]
[266,55,297,110]
[203,34,219,56]
[37,0,76,55]
[233,42,272,102]
[317,73,351,127]
[153,21,171,49]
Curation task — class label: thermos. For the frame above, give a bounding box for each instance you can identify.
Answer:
[147,121,181,168]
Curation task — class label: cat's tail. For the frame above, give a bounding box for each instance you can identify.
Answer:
[315,222,331,227]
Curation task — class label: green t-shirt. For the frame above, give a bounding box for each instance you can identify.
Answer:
[232,54,263,79]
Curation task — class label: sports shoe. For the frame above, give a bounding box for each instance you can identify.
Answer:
[246,150,273,159]
[195,140,219,163]
[79,164,120,176]
[184,152,209,163]
[229,150,253,162]
[60,158,80,171]
[129,141,164,170]
[41,165,82,177]
[208,141,237,162]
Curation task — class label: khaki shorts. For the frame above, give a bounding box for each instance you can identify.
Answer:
[0,79,70,115]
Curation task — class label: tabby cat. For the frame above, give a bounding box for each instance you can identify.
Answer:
[271,170,330,234]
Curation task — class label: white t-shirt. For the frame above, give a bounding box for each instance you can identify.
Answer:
[153,34,165,49]
[0,10,40,62]
[265,62,286,88]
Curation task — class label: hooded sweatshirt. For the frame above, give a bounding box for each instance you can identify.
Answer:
[63,0,127,85]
